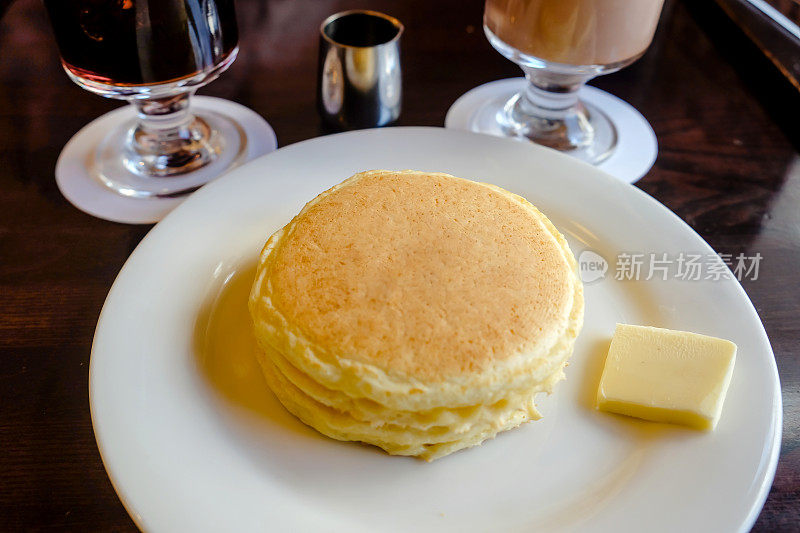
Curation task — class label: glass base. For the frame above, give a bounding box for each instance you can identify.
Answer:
[95,110,244,198]
[498,94,617,165]
[55,96,278,223]
[62,49,243,198]
[445,79,658,183]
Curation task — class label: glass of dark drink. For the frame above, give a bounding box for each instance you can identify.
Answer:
[44,0,244,197]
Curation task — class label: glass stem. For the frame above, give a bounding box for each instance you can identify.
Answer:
[520,68,583,120]
[501,66,595,151]
[126,91,217,177]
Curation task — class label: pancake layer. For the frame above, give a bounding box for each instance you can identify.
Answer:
[249,170,583,460]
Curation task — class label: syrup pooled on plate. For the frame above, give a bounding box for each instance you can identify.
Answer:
[195,262,273,417]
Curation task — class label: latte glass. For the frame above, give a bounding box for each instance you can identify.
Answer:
[483,0,665,163]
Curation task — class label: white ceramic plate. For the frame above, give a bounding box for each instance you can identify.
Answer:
[91,127,781,533]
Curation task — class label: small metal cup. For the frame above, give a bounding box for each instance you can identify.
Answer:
[318,10,403,130]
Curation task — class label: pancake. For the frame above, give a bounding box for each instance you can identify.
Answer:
[261,338,563,430]
[258,351,539,461]
[249,170,583,460]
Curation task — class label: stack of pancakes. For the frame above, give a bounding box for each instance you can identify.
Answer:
[249,170,583,461]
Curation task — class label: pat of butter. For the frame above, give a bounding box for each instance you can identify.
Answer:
[597,324,736,430]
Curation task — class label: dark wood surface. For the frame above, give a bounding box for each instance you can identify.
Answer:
[0,0,797,530]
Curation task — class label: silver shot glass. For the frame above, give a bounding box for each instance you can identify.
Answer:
[317,10,403,130]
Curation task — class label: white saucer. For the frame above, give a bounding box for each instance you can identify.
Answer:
[55,96,277,224]
[445,78,658,184]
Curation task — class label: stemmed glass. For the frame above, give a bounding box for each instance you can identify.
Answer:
[480,0,665,164]
[43,0,243,197]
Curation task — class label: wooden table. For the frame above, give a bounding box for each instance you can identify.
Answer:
[0,0,797,530]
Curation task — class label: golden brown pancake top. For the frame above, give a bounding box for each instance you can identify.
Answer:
[266,170,574,382]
